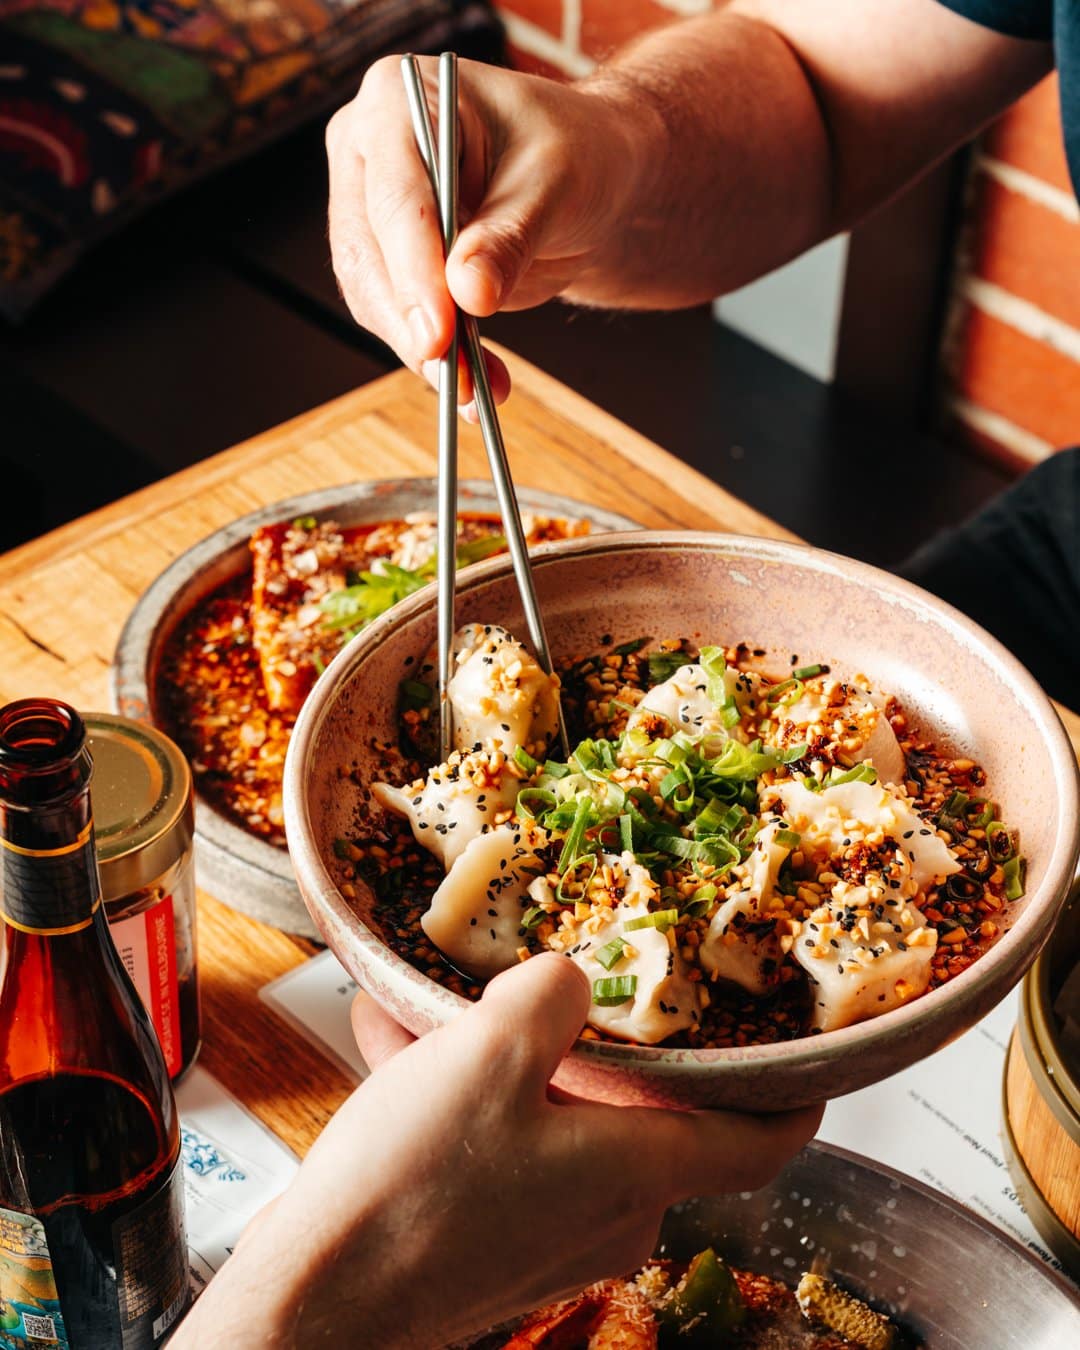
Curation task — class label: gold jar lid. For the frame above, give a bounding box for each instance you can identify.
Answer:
[84,713,194,903]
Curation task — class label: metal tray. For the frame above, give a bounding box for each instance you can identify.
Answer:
[111,478,640,936]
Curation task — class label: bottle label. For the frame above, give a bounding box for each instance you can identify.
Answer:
[112,1160,189,1349]
[0,1207,71,1348]
[0,826,100,936]
[109,897,182,1078]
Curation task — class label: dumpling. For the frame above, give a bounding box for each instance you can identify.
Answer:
[765,778,959,892]
[447,624,559,754]
[699,820,793,994]
[545,854,701,1043]
[789,885,937,1031]
[372,746,519,869]
[625,662,757,743]
[421,823,550,980]
[773,677,906,786]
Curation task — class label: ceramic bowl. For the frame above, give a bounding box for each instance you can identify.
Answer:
[284,532,1080,1110]
[112,479,640,937]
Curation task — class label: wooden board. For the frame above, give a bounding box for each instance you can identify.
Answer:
[1,345,1076,1157]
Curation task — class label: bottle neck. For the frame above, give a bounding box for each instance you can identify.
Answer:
[0,700,101,936]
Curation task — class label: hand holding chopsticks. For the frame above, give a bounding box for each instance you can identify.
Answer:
[400,52,569,759]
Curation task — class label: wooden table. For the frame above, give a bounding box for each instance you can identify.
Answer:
[2,346,1076,1157]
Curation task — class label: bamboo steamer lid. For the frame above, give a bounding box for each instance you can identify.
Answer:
[1003,885,1080,1280]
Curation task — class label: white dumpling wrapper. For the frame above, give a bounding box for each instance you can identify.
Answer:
[791,884,937,1031]
[421,823,549,980]
[625,663,733,742]
[776,679,906,786]
[448,624,559,753]
[698,820,792,994]
[766,779,959,891]
[372,765,518,870]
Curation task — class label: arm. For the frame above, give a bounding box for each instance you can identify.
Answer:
[172,956,819,1348]
[326,0,1051,392]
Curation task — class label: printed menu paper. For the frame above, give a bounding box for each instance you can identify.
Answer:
[259,949,370,1081]
[176,1065,300,1293]
[820,986,1069,1278]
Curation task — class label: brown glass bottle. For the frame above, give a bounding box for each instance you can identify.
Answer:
[0,699,190,1349]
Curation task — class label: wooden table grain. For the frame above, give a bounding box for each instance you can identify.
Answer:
[1,345,1076,1157]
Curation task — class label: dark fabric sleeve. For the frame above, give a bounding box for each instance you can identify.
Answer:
[934,0,1054,40]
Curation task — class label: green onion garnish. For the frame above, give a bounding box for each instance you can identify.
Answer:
[684,884,717,917]
[594,937,627,971]
[399,677,433,710]
[614,636,651,656]
[455,534,507,567]
[1003,856,1026,900]
[555,853,599,903]
[987,821,1014,863]
[558,797,596,872]
[520,906,547,931]
[721,699,741,729]
[792,663,825,680]
[648,649,686,683]
[775,828,801,849]
[826,763,878,786]
[541,760,572,779]
[592,974,638,1006]
[332,838,351,859]
[766,677,804,707]
[940,790,969,818]
[293,516,317,530]
[624,909,679,933]
[517,788,557,821]
[961,798,995,829]
[513,745,539,774]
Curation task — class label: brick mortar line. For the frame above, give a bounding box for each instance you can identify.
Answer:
[977,154,1080,224]
[962,277,1080,363]
[503,11,595,77]
[948,395,1055,462]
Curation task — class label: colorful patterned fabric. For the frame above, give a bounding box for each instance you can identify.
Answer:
[0,0,455,317]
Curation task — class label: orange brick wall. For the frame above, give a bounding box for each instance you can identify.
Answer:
[941,77,1080,470]
[496,4,1080,470]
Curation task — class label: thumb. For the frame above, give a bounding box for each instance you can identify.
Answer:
[445,151,558,316]
[479,952,591,1089]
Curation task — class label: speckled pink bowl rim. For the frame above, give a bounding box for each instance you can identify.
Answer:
[283,532,1080,1110]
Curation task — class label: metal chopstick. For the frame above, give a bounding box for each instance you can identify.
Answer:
[400,53,569,758]
[403,54,458,759]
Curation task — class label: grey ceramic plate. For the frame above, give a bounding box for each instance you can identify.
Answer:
[111,479,641,936]
[525,1139,1080,1348]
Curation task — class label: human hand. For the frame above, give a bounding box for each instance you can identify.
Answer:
[176,954,820,1348]
[325,56,660,414]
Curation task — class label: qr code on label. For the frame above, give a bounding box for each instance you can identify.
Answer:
[22,1311,58,1342]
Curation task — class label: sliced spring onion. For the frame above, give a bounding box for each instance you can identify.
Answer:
[520,906,547,931]
[619,813,635,853]
[684,883,717,917]
[592,974,638,1006]
[721,699,741,729]
[517,788,557,821]
[775,828,801,849]
[986,820,1014,863]
[332,838,351,859]
[624,908,679,933]
[614,636,651,656]
[765,677,804,707]
[558,796,595,871]
[660,767,696,814]
[399,677,434,710]
[455,534,508,567]
[594,937,627,971]
[541,760,572,779]
[792,663,825,680]
[961,798,995,829]
[826,763,878,787]
[513,745,539,774]
[555,853,599,903]
[940,790,969,818]
[1003,856,1026,900]
[293,515,317,530]
[648,649,686,683]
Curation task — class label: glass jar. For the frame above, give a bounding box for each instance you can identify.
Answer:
[85,713,201,1080]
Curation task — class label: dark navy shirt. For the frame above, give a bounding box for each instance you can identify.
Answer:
[936,0,1078,196]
